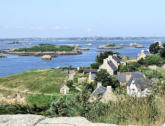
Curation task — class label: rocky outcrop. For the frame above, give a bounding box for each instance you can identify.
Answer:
[8,50,82,56]
[0,114,135,126]
[98,45,122,49]
[41,55,52,60]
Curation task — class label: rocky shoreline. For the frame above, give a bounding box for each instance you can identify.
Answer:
[0,114,135,126]
[98,43,144,49]
[7,50,82,56]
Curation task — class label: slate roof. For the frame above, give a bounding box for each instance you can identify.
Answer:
[83,69,98,73]
[113,74,127,82]
[114,72,144,83]
[91,86,107,99]
[112,56,121,63]
[107,61,118,71]
[143,51,151,56]
[126,76,151,91]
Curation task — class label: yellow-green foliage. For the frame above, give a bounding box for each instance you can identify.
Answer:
[0,68,68,94]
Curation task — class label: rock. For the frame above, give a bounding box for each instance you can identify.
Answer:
[122,55,129,60]
[41,55,52,60]
[0,55,7,58]
[0,114,45,126]
[79,48,90,50]
[0,114,135,126]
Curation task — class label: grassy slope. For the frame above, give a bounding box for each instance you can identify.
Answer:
[0,68,68,94]
[14,44,75,52]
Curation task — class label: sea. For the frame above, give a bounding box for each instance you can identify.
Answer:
[0,40,164,77]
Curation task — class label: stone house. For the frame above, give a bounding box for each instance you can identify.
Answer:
[137,49,151,61]
[126,76,151,97]
[99,55,122,75]
[88,72,96,83]
[113,72,144,85]
[89,82,117,103]
[60,83,69,94]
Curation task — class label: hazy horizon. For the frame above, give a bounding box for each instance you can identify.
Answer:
[0,0,165,38]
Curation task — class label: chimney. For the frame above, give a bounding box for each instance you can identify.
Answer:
[106,86,112,92]
[97,82,102,88]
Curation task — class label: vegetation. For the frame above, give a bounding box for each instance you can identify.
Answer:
[138,55,164,67]
[0,68,68,94]
[14,44,75,52]
[90,62,100,69]
[149,42,160,54]
[106,43,115,47]
[95,69,120,89]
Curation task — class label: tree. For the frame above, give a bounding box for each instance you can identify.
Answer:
[127,62,141,72]
[119,65,129,72]
[90,62,100,69]
[149,42,160,54]
[95,69,119,89]
[159,48,165,58]
[96,51,119,64]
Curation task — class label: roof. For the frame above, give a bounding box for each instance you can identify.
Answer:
[91,86,107,99]
[60,83,68,89]
[113,74,127,82]
[143,51,151,56]
[107,61,118,71]
[114,72,144,83]
[83,69,98,73]
[126,76,151,90]
[112,56,121,63]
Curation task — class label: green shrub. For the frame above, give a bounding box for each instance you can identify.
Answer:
[95,69,120,89]
[14,44,75,52]
[90,62,100,69]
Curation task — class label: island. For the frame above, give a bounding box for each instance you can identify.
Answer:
[7,42,32,45]
[98,43,123,49]
[8,44,82,56]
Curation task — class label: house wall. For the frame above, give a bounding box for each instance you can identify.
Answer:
[60,87,69,94]
[127,81,150,97]
[99,59,114,75]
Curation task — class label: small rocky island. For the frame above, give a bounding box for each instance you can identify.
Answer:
[98,43,122,49]
[99,43,144,49]
[7,42,32,45]
[8,44,82,56]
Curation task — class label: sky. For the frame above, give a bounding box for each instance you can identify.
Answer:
[0,0,165,38]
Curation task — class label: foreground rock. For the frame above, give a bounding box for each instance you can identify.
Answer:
[41,55,52,60]
[0,114,135,126]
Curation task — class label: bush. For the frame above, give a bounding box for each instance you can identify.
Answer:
[95,69,120,89]
[90,62,100,69]
[143,55,164,67]
[149,42,160,54]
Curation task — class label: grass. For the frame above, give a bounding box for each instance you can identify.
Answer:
[106,43,115,47]
[0,68,68,94]
[14,44,75,52]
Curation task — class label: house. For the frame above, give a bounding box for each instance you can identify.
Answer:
[88,72,96,83]
[137,49,151,61]
[113,72,144,85]
[126,76,151,97]
[60,83,69,94]
[99,55,122,75]
[89,82,117,103]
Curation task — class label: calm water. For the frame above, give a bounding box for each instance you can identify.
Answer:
[0,40,164,77]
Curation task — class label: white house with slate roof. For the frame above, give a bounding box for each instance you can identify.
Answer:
[126,75,151,97]
[99,55,121,75]
[89,82,117,103]
[137,49,152,61]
